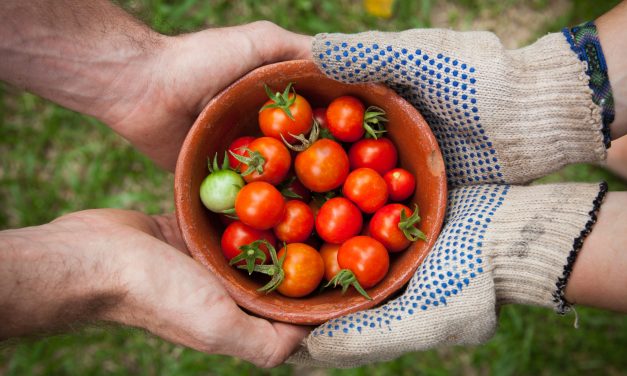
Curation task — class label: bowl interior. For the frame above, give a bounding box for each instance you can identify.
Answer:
[175,60,446,325]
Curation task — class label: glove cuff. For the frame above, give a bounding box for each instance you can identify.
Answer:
[562,21,614,147]
[489,182,607,311]
[493,32,607,184]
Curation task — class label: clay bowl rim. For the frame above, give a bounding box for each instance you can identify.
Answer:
[174,59,447,325]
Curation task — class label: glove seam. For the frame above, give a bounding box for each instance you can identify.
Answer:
[552,181,608,314]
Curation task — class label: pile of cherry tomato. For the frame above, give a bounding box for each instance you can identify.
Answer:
[199,83,425,299]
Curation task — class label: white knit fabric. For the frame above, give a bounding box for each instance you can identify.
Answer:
[313,30,606,186]
[289,183,603,368]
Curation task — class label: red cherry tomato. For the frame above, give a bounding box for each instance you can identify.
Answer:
[259,92,312,143]
[384,168,416,202]
[295,139,349,192]
[326,96,366,142]
[348,138,398,175]
[276,243,324,298]
[316,197,363,244]
[312,107,329,129]
[338,236,389,288]
[342,167,388,213]
[320,243,342,282]
[369,203,416,252]
[235,182,285,230]
[239,137,291,185]
[273,200,315,243]
[221,221,276,264]
[227,136,255,171]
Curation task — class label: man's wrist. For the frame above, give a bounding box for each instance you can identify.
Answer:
[88,32,170,128]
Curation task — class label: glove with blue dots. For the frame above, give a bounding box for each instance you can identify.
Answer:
[313,29,609,187]
[290,182,606,367]
[288,28,612,367]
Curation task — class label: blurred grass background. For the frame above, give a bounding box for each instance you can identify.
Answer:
[1,0,626,375]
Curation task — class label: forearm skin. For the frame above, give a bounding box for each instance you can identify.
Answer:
[0,0,164,126]
[0,222,124,339]
[566,192,627,312]
[563,3,627,310]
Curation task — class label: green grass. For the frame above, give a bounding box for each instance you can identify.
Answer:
[0,90,173,229]
[1,0,626,375]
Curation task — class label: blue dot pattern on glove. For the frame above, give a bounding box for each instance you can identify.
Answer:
[313,184,509,338]
[318,40,505,187]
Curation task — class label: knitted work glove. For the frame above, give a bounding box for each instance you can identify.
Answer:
[288,26,613,367]
[290,182,607,367]
[313,27,613,186]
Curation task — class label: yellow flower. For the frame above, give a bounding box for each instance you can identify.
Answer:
[364,0,395,18]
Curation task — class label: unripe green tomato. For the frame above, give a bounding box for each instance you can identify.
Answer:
[199,170,245,212]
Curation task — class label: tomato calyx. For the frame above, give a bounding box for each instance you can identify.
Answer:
[281,119,320,152]
[207,151,233,173]
[260,82,297,120]
[325,269,372,300]
[278,176,303,200]
[237,240,286,293]
[363,106,388,139]
[229,240,268,274]
[399,204,427,242]
[318,126,336,140]
[311,190,338,205]
[219,207,239,219]
[229,148,265,177]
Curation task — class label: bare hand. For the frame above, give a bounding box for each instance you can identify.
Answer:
[105,22,312,170]
[0,209,309,368]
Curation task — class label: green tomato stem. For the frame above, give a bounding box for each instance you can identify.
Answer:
[229,240,269,275]
[399,204,427,242]
[235,240,286,294]
[229,148,265,177]
[363,106,388,139]
[260,83,296,120]
[325,269,372,300]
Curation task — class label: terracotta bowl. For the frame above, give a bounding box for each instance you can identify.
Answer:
[174,60,447,325]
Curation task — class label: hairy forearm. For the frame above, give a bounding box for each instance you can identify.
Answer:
[0,0,164,125]
[565,192,627,312]
[597,1,627,139]
[0,222,123,339]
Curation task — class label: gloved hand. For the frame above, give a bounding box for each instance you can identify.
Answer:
[313,27,611,187]
[291,182,606,367]
[289,26,611,367]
